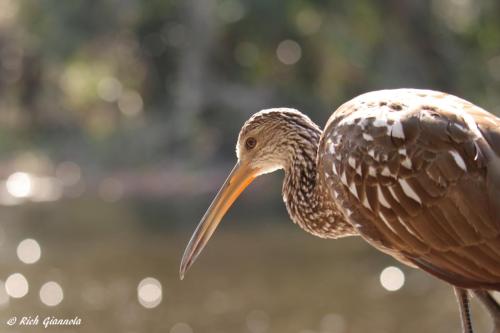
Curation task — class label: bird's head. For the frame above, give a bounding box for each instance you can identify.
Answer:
[180,108,320,279]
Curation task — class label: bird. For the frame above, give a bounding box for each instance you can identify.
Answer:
[180,88,500,333]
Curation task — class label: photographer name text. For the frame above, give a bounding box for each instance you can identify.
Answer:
[7,315,82,328]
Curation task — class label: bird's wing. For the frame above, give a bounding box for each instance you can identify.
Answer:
[319,89,500,290]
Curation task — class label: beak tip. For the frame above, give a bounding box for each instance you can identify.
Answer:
[179,266,185,281]
[179,257,189,281]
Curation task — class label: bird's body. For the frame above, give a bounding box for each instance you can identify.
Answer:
[319,89,500,290]
[181,88,500,332]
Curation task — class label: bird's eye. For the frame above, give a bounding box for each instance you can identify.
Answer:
[245,137,257,150]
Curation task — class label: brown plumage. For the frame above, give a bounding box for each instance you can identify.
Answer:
[320,89,500,291]
[180,88,500,333]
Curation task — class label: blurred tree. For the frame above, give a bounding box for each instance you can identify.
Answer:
[0,0,498,170]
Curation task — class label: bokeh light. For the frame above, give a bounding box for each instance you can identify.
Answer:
[379,266,405,291]
[118,90,143,117]
[30,177,63,202]
[4,171,60,202]
[170,322,193,333]
[276,40,302,65]
[137,277,162,308]
[5,273,29,298]
[16,238,41,264]
[39,281,64,306]
[6,172,32,198]
[97,77,123,102]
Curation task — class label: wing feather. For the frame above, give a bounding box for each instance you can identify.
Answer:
[319,89,500,289]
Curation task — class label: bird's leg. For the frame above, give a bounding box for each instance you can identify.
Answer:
[455,287,474,333]
[473,290,500,333]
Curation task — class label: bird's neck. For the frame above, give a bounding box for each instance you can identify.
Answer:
[282,126,356,239]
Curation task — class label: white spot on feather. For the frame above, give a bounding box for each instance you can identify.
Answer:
[368,166,377,177]
[458,111,482,138]
[358,119,368,130]
[348,156,356,168]
[388,186,400,204]
[391,121,405,139]
[368,149,375,158]
[449,150,467,171]
[340,171,348,186]
[328,142,335,154]
[363,133,374,141]
[342,117,356,126]
[349,183,358,199]
[401,157,412,169]
[355,164,362,176]
[373,119,388,128]
[381,166,392,177]
[379,211,397,233]
[362,196,371,210]
[377,186,391,208]
[398,148,407,156]
[332,163,338,176]
[399,179,422,204]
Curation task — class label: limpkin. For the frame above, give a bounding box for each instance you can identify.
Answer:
[180,89,500,333]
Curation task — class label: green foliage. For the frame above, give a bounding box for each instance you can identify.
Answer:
[1,0,499,168]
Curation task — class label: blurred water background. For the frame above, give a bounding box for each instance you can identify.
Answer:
[0,1,499,332]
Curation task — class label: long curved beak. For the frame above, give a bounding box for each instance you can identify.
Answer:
[179,161,259,280]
